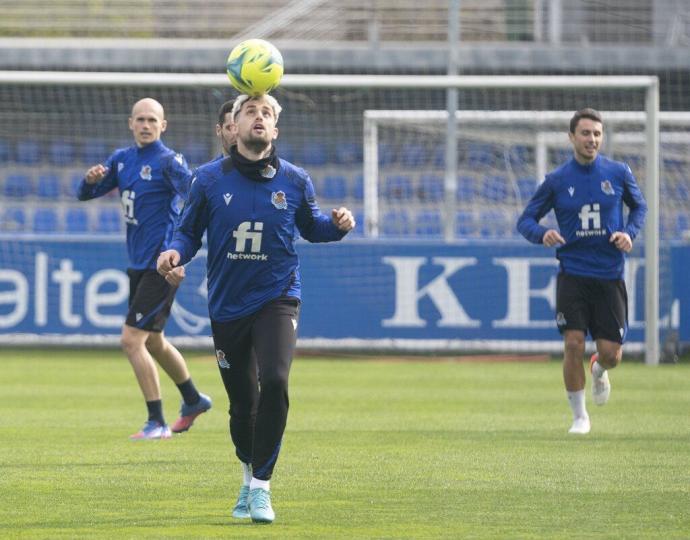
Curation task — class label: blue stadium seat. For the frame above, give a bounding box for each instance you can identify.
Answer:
[351,174,364,201]
[277,141,295,163]
[481,175,510,202]
[15,140,42,165]
[517,177,537,201]
[456,176,476,202]
[48,141,76,166]
[36,174,62,200]
[478,209,509,238]
[181,142,207,166]
[65,207,90,233]
[32,207,60,234]
[675,182,690,203]
[381,210,411,236]
[508,144,532,176]
[455,210,476,237]
[334,141,362,165]
[467,142,498,169]
[663,158,684,173]
[377,143,397,167]
[400,142,427,168]
[1,207,27,232]
[3,173,33,198]
[300,142,329,166]
[321,175,348,200]
[95,207,122,233]
[431,146,445,168]
[549,148,571,166]
[65,172,85,197]
[418,174,444,202]
[383,175,414,201]
[674,213,689,236]
[415,209,442,237]
[0,139,10,164]
[81,139,109,163]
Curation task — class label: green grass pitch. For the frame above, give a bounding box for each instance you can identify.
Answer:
[1,349,689,539]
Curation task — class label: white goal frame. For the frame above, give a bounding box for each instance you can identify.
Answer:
[0,72,661,362]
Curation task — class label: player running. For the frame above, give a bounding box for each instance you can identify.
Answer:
[78,98,212,440]
[517,107,647,435]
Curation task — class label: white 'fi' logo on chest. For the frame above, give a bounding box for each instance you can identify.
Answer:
[139,164,152,181]
[224,193,233,206]
[568,186,575,197]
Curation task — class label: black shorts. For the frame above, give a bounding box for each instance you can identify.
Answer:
[125,269,177,332]
[555,273,628,343]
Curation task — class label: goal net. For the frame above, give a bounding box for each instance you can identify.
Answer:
[0,71,680,363]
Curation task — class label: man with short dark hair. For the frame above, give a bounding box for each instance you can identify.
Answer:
[157,93,355,523]
[517,107,647,435]
[215,100,236,158]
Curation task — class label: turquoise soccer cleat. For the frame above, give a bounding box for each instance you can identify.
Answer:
[232,485,251,519]
[248,487,275,524]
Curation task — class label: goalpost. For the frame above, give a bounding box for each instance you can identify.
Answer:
[0,72,662,363]
[360,76,661,365]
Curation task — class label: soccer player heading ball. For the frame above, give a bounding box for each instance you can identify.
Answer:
[517,108,647,435]
[157,93,355,523]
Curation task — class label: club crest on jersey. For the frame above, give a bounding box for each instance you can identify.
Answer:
[216,349,230,369]
[174,153,184,165]
[117,162,124,173]
[271,191,288,210]
[568,186,575,197]
[601,180,614,195]
[223,193,233,206]
[261,164,277,179]
[139,164,152,181]
[556,312,567,326]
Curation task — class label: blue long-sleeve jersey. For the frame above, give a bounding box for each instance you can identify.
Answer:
[517,154,647,279]
[170,156,347,322]
[77,140,192,270]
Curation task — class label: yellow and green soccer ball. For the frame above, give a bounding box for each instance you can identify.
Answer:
[226,39,284,97]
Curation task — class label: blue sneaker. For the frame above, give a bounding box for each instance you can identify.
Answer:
[248,488,275,524]
[171,393,212,433]
[231,485,250,519]
[129,420,172,440]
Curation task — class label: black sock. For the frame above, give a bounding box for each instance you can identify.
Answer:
[146,400,165,424]
[177,378,201,406]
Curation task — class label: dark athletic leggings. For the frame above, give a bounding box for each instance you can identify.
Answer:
[211,296,299,480]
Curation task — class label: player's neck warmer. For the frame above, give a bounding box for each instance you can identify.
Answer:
[230,144,281,182]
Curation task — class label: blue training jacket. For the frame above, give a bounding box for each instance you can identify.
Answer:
[170,155,347,322]
[77,140,193,270]
[516,154,647,280]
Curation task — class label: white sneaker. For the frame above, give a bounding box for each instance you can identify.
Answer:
[568,416,591,434]
[590,354,611,406]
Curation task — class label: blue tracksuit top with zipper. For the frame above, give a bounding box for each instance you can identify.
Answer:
[169,153,347,322]
[77,140,192,270]
[516,154,647,280]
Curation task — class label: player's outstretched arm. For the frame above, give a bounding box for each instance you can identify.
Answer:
[331,207,356,232]
[157,249,186,286]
